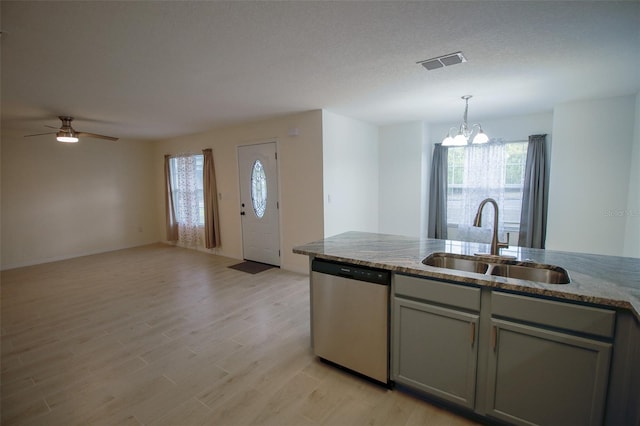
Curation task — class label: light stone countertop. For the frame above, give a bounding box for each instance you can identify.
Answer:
[293,231,640,320]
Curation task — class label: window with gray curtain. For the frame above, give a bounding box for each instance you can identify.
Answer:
[518,134,548,248]
[429,136,547,247]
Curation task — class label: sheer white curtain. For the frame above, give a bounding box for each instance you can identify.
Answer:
[454,142,509,243]
[169,155,203,248]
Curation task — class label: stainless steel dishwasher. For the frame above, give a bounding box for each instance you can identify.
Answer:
[311,258,391,385]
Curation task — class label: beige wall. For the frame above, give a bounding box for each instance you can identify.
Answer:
[1,129,158,269]
[1,110,323,272]
[154,110,324,274]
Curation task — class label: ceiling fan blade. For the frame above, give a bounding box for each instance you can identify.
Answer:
[24,132,56,138]
[76,131,119,142]
[44,125,60,130]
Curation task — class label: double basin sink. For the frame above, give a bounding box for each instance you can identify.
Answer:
[423,252,570,285]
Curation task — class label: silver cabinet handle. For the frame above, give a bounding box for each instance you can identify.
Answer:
[492,325,498,351]
[470,322,476,347]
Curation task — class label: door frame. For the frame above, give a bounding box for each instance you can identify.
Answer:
[237,140,282,265]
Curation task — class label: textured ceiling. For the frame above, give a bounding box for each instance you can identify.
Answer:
[2,1,639,140]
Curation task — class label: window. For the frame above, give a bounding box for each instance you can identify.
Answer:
[446,141,528,235]
[503,142,528,229]
[169,154,205,226]
[251,160,267,218]
[505,143,527,186]
[447,146,466,224]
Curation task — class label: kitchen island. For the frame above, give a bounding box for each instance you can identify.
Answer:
[294,231,640,426]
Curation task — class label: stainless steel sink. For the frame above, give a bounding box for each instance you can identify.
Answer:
[489,264,570,284]
[422,253,489,274]
[422,253,570,284]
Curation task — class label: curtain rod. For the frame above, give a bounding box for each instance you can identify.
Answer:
[486,138,528,144]
[438,139,528,147]
[165,151,208,158]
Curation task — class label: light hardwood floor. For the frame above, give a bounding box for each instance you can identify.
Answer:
[1,244,480,426]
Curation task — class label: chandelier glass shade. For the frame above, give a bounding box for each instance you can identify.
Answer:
[442,95,489,146]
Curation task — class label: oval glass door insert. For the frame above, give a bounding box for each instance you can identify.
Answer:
[251,160,267,218]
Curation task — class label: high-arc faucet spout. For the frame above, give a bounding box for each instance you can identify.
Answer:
[473,198,509,256]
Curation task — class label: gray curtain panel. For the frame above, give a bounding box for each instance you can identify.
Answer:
[428,144,448,239]
[518,134,547,248]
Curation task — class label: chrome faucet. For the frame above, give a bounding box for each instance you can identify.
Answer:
[473,198,509,256]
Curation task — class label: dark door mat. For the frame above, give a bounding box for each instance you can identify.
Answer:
[228,261,277,274]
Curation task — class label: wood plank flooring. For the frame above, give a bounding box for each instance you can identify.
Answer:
[1,244,480,425]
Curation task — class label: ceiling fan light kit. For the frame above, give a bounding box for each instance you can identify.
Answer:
[24,116,119,143]
[56,130,79,143]
[56,136,79,143]
[442,95,489,147]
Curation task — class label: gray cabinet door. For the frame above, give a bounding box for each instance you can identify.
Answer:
[393,298,479,409]
[486,319,611,426]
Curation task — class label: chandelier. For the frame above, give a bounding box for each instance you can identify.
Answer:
[442,95,489,146]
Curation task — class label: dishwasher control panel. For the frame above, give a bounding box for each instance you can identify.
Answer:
[312,259,390,285]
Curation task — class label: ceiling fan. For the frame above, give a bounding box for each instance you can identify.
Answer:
[24,116,119,143]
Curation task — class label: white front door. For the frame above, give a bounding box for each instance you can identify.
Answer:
[238,142,280,266]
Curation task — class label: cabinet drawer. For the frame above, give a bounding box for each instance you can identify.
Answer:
[491,292,615,338]
[395,274,480,311]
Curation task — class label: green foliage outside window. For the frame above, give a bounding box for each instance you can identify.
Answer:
[505,143,527,186]
[447,147,465,185]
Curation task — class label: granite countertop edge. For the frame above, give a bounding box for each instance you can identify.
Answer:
[293,231,640,321]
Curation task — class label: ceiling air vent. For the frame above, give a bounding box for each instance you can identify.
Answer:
[418,51,467,71]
